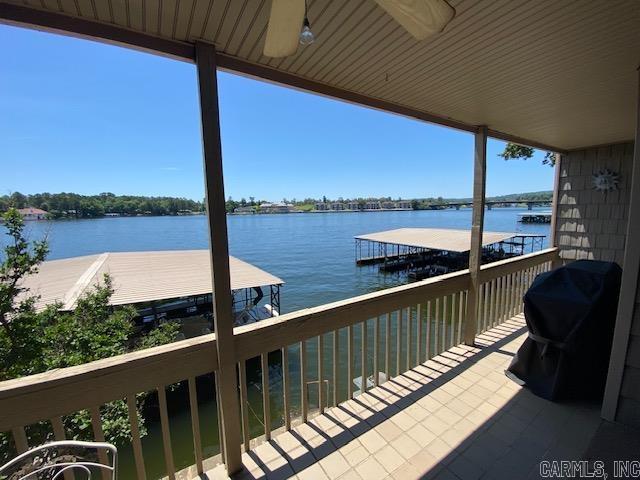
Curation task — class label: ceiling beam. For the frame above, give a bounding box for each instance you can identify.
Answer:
[0,1,195,62]
[0,1,569,154]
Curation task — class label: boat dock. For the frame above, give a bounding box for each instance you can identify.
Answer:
[19,250,284,327]
[355,228,546,279]
[518,211,552,223]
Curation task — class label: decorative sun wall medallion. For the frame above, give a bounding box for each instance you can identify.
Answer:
[592,168,619,193]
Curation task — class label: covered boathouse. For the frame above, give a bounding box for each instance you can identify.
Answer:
[355,227,545,278]
[18,251,284,328]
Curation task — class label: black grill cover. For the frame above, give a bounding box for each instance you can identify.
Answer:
[506,260,622,401]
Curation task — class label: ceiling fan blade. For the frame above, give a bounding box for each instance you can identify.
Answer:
[263,0,306,58]
[374,0,455,40]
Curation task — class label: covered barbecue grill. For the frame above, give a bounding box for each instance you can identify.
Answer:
[507,260,622,401]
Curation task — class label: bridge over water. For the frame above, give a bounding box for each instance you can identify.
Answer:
[434,200,552,210]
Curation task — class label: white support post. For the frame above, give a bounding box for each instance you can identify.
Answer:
[195,41,243,473]
[464,125,488,345]
[550,152,562,268]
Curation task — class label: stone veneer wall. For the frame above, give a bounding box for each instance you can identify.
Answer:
[555,142,634,267]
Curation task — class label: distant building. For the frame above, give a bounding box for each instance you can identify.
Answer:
[104,212,121,217]
[260,202,296,214]
[18,207,48,220]
[314,200,411,212]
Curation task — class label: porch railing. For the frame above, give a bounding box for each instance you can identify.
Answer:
[0,247,558,479]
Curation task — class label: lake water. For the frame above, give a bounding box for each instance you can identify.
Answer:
[11,208,550,313]
[2,208,550,478]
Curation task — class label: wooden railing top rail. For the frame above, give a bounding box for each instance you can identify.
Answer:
[233,269,471,362]
[478,247,558,283]
[0,333,218,431]
[233,248,558,361]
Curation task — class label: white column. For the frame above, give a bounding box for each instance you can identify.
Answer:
[464,126,488,345]
[195,41,243,473]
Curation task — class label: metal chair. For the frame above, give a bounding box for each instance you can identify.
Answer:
[0,440,117,479]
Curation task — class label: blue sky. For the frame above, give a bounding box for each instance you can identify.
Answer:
[1,24,553,202]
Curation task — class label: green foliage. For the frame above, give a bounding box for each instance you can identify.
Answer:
[0,208,49,346]
[137,321,181,350]
[486,190,553,202]
[294,203,315,212]
[0,210,181,460]
[0,192,204,218]
[499,142,555,166]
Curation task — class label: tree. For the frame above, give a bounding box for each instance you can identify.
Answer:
[499,142,555,166]
[0,209,48,346]
[0,209,180,461]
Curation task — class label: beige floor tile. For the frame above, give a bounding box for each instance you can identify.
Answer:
[467,383,493,400]
[477,377,502,393]
[359,428,387,454]
[407,449,441,473]
[337,470,363,480]
[433,405,463,426]
[294,424,336,457]
[238,452,267,479]
[476,401,501,418]
[252,441,291,475]
[485,393,512,410]
[343,444,369,468]
[459,369,483,383]
[273,431,311,456]
[440,381,465,397]
[390,461,423,480]
[425,438,457,463]
[458,392,484,409]
[423,415,450,436]
[405,403,430,421]
[450,375,474,390]
[390,434,422,460]
[375,444,406,473]
[341,400,376,424]
[205,464,232,480]
[440,426,471,449]
[407,423,437,448]
[416,395,444,412]
[446,398,474,417]
[318,450,351,479]
[374,419,403,442]
[297,462,329,480]
[354,457,387,480]
[390,410,417,431]
[430,388,454,405]
[273,431,315,473]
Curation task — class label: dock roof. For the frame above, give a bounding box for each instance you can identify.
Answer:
[19,251,284,311]
[355,228,540,253]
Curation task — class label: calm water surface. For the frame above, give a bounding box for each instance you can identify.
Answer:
[2,209,549,478]
[11,208,550,312]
